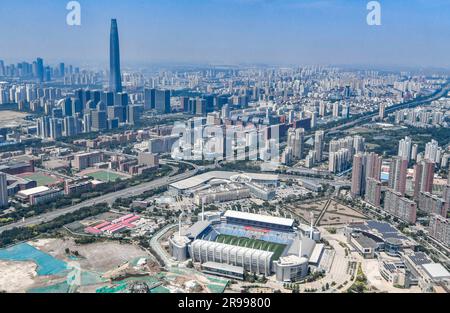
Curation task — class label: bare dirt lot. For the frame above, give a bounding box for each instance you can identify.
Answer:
[0,110,33,128]
[319,200,368,226]
[29,238,149,273]
[286,199,328,223]
[0,260,37,293]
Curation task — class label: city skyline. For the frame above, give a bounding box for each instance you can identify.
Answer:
[0,1,449,297]
[1,0,450,69]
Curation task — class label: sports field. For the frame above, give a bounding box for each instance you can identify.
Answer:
[215,234,286,260]
[20,172,60,186]
[88,170,127,182]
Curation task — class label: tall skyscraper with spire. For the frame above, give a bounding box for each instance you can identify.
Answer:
[109,19,123,93]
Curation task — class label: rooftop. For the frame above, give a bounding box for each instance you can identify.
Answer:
[422,263,450,280]
[17,186,50,196]
[406,252,433,266]
[224,210,294,228]
[170,171,279,191]
[202,261,244,275]
[183,220,211,239]
[354,234,378,249]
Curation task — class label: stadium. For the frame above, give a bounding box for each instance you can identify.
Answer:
[169,210,323,282]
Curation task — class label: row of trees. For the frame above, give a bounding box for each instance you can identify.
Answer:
[0,203,110,248]
[2,166,172,226]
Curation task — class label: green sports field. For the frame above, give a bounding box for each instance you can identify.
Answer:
[88,170,127,182]
[215,234,286,260]
[21,172,59,186]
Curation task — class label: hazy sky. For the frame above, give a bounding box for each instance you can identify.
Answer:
[1,0,450,68]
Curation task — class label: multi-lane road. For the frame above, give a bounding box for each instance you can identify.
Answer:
[0,163,199,234]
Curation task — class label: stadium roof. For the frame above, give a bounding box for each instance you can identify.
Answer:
[169,171,279,191]
[224,210,294,227]
[184,220,211,239]
[202,262,244,275]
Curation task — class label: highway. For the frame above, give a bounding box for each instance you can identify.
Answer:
[0,164,199,234]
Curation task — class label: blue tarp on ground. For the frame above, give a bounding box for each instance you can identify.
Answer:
[0,243,67,276]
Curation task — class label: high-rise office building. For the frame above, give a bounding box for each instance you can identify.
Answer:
[114,92,128,107]
[351,152,382,198]
[287,128,304,160]
[388,156,408,196]
[319,101,326,117]
[379,103,386,120]
[83,113,92,133]
[424,140,442,164]
[221,103,231,119]
[60,97,73,117]
[59,62,65,77]
[342,104,350,119]
[72,98,83,116]
[203,94,215,113]
[109,19,123,93]
[107,106,125,123]
[332,102,340,118]
[36,57,44,82]
[127,105,143,125]
[102,91,115,107]
[37,116,51,139]
[64,116,78,137]
[91,110,107,131]
[145,89,171,114]
[411,144,419,161]
[144,88,156,110]
[0,172,8,209]
[365,152,382,181]
[351,153,366,197]
[314,131,324,163]
[365,177,382,207]
[413,159,435,199]
[195,98,207,116]
[180,96,190,113]
[155,90,171,114]
[398,136,412,162]
[49,118,63,140]
[329,149,351,174]
[353,135,365,154]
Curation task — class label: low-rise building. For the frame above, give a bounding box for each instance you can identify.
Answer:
[17,186,63,205]
[379,260,407,287]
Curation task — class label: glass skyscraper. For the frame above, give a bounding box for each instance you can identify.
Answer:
[109,19,123,93]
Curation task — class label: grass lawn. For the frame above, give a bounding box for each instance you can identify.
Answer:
[88,170,126,182]
[215,234,286,260]
[22,172,58,186]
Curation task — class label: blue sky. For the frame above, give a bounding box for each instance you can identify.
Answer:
[0,0,450,68]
